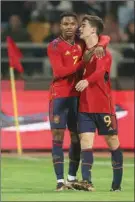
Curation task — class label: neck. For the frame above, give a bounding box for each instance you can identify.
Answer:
[61,34,75,45]
[84,34,98,49]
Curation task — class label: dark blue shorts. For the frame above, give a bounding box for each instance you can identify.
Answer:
[49,97,79,132]
[78,113,118,135]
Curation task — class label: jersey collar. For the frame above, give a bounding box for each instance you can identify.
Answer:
[59,36,75,46]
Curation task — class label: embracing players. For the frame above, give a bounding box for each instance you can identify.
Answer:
[47,12,110,191]
[73,15,123,192]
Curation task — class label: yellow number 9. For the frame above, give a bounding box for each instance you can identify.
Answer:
[104,115,111,127]
[73,56,78,64]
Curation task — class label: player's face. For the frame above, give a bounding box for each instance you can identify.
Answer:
[60,16,78,37]
[79,19,96,39]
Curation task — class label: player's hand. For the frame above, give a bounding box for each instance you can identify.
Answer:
[75,79,89,92]
[94,46,105,58]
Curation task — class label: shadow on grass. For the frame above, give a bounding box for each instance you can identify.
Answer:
[1,187,75,194]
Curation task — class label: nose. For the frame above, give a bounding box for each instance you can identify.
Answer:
[67,24,72,29]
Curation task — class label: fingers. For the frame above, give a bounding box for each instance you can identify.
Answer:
[95,47,105,58]
[79,85,85,92]
[95,50,103,58]
[75,80,88,92]
[77,86,85,92]
[75,81,84,92]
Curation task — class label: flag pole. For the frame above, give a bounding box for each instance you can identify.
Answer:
[10,67,22,155]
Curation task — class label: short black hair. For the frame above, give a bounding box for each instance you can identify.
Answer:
[82,15,104,35]
[60,12,78,22]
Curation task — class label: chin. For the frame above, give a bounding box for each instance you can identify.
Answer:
[80,35,84,39]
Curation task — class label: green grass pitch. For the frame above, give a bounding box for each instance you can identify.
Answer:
[1,154,134,201]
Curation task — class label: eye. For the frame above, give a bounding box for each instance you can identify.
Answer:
[63,23,68,26]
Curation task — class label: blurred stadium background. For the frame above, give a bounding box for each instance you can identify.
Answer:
[1,1,134,201]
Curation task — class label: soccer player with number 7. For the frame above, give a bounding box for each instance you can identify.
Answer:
[47,12,110,191]
[74,15,123,192]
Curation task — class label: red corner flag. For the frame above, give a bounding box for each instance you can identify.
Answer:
[6,36,24,73]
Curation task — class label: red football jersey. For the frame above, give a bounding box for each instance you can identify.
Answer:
[47,35,110,99]
[79,50,115,114]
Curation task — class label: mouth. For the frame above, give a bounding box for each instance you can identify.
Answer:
[65,31,73,34]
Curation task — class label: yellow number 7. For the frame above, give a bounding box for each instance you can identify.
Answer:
[104,115,111,127]
[73,56,78,64]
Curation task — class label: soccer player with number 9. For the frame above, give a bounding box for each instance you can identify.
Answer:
[74,15,123,192]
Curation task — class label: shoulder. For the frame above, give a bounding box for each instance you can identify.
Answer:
[99,35,111,43]
[47,37,62,51]
[93,50,112,66]
[105,50,112,62]
[97,50,112,61]
[106,50,112,57]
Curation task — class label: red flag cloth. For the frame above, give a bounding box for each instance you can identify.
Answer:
[6,36,24,73]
